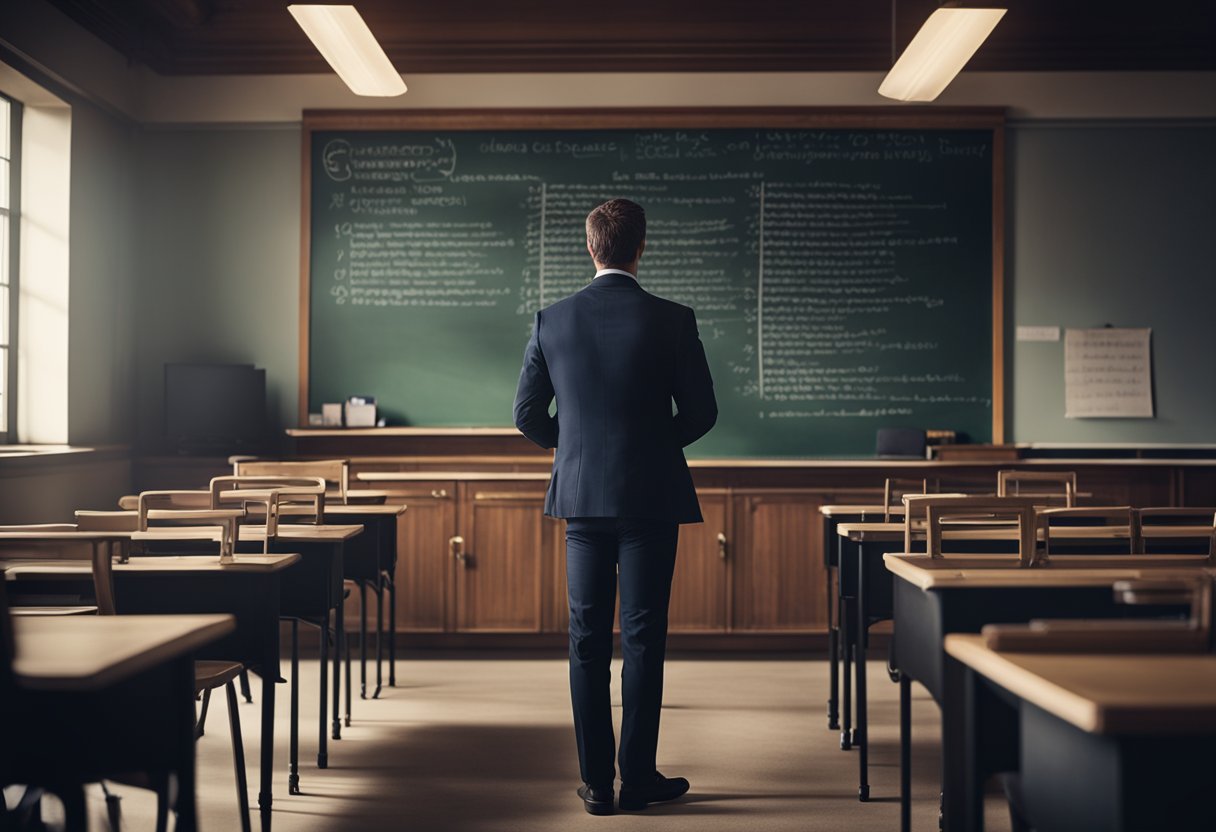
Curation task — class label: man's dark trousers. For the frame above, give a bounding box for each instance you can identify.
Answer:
[566,517,678,789]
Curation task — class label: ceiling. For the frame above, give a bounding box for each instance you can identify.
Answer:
[42,0,1216,75]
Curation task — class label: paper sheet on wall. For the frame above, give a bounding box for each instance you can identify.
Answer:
[1064,328,1154,418]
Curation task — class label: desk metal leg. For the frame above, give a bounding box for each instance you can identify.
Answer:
[318,616,328,769]
[344,601,352,728]
[841,595,853,750]
[857,564,870,802]
[288,619,300,795]
[827,564,839,730]
[374,575,384,699]
[901,674,912,832]
[176,658,199,832]
[333,598,344,739]
[359,582,368,699]
[259,670,276,832]
[387,573,397,687]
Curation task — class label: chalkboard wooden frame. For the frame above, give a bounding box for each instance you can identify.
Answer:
[299,107,1006,446]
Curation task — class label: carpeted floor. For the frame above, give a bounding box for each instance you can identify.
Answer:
[56,656,1013,831]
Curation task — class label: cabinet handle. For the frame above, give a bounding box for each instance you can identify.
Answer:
[450,535,466,567]
[717,532,728,560]
[432,489,449,499]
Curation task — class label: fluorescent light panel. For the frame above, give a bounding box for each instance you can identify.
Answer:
[288,5,406,97]
[879,8,1006,102]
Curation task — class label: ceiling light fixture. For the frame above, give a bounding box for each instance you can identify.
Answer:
[288,5,406,97]
[878,4,1006,102]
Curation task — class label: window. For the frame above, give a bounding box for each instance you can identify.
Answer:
[0,93,19,440]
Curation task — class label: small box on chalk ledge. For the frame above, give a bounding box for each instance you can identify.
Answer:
[344,396,377,427]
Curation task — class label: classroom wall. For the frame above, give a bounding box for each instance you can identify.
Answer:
[130,119,1216,448]
[134,126,300,452]
[1007,124,1216,443]
[68,103,138,447]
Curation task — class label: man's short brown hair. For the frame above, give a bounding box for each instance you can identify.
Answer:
[586,199,646,267]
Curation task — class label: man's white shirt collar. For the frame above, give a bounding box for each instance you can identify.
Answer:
[594,268,637,280]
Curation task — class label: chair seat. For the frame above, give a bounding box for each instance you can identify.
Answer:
[195,660,244,693]
[10,605,98,616]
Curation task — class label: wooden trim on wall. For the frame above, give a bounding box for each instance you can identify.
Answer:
[992,123,1007,444]
[298,125,313,427]
[298,107,1007,440]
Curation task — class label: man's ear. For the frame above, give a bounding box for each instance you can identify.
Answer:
[636,239,646,260]
[587,240,596,259]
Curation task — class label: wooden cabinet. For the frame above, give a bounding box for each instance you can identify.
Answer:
[668,491,730,633]
[377,477,828,639]
[731,490,826,632]
[455,482,549,632]
[380,481,457,633]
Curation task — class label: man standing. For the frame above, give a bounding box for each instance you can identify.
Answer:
[513,198,717,815]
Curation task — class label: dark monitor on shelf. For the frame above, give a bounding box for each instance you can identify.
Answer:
[164,362,267,454]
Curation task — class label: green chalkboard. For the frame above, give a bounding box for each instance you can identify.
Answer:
[303,110,1002,457]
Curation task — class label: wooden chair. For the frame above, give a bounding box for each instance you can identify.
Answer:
[882,478,930,522]
[231,457,388,505]
[996,470,1077,507]
[231,459,398,698]
[134,490,244,562]
[208,476,328,550]
[1136,507,1216,558]
[1037,506,1141,556]
[904,495,1041,565]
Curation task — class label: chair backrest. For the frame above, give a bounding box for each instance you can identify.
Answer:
[209,475,328,536]
[1137,507,1216,560]
[996,470,1077,507]
[903,495,1041,565]
[0,525,117,614]
[134,491,243,562]
[900,493,972,552]
[883,478,929,522]
[1038,507,1141,556]
[233,459,349,502]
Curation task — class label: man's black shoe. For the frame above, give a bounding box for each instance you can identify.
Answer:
[577,783,615,815]
[618,772,690,810]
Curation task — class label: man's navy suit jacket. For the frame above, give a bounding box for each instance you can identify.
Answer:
[513,272,717,524]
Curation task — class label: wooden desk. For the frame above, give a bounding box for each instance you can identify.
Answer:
[236,523,362,786]
[835,522,1020,798]
[945,634,1216,832]
[317,504,408,698]
[884,554,1206,832]
[818,503,903,735]
[4,554,296,832]
[11,614,235,832]
[835,518,1210,798]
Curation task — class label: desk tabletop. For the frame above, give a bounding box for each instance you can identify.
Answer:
[820,504,904,517]
[2,554,301,576]
[358,471,551,482]
[0,530,133,542]
[319,504,407,517]
[945,633,1216,735]
[883,553,1213,589]
[237,524,363,542]
[839,521,1209,541]
[13,614,235,692]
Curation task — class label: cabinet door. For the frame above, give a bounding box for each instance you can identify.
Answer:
[456,483,547,632]
[732,491,826,632]
[668,492,730,632]
[384,482,457,632]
